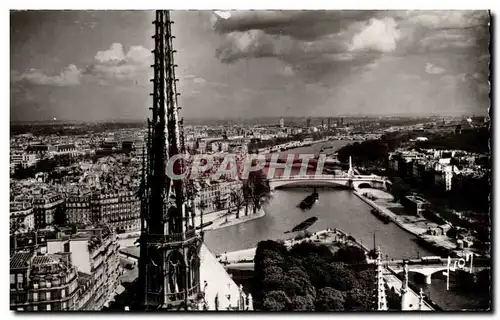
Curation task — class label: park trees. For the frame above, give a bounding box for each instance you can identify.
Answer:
[254,240,378,311]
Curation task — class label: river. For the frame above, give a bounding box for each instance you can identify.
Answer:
[202,139,489,311]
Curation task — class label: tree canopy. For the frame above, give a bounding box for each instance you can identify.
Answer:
[253,240,401,311]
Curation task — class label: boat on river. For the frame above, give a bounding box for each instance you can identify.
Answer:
[298,189,319,210]
[370,208,391,224]
[284,216,319,234]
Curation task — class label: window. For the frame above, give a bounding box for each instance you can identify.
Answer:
[46,291,51,301]
[33,292,38,302]
[17,274,23,283]
[46,281,51,288]
[46,304,51,311]
[61,289,65,298]
[62,302,67,310]
[33,306,38,311]
[33,283,38,289]
[10,274,15,284]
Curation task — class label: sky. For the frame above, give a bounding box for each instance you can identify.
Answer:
[10,10,490,122]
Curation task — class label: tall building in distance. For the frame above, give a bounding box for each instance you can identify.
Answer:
[279,117,284,129]
[137,10,203,310]
[306,117,311,128]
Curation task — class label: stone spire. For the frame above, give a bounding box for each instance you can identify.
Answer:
[401,260,411,311]
[375,247,388,311]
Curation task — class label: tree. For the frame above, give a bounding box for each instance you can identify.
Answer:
[345,287,374,311]
[242,170,271,214]
[262,290,290,311]
[213,192,224,211]
[289,295,315,311]
[230,188,245,219]
[390,177,411,201]
[315,287,346,311]
[333,245,367,265]
[326,263,358,291]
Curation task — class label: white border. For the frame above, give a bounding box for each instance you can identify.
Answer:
[3,1,498,319]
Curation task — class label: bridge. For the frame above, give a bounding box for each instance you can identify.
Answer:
[269,174,391,190]
[386,258,490,284]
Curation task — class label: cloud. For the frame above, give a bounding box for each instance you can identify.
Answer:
[425,62,445,74]
[84,43,152,83]
[348,18,401,53]
[15,64,82,86]
[211,10,489,84]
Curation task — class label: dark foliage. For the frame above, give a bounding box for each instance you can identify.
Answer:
[333,245,367,265]
[253,240,377,311]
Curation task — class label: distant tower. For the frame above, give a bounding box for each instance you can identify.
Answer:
[327,118,331,131]
[321,119,324,129]
[401,260,411,310]
[138,10,202,310]
[376,247,388,311]
[306,117,311,128]
[280,117,284,129]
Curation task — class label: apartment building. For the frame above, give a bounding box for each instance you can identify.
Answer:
[194,180,242,213]
[33,194,65,229]
[66,191,140,233]
[10,251,80,311]
[10,202,35,233]
[46,226,122,310]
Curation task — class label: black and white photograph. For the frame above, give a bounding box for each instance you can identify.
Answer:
[9,7,492,312]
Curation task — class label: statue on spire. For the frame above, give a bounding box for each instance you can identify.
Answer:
[401,260,411,311]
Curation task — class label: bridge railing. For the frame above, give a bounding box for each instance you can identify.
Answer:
[270,174,386,181]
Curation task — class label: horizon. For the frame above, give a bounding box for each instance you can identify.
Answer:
[9,112,489,126]
[10,10,490,122]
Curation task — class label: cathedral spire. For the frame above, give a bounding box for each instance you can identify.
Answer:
[138,10,202,310]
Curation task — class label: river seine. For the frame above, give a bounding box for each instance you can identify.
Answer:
[202,140,489,311]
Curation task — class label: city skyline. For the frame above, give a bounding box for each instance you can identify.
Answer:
[11,10,490,121]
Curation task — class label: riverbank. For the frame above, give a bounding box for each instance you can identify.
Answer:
[219,228,356,263]
[353,189,459,256]
[206,208,266,231]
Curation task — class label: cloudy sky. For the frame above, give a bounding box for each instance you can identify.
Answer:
[10,10,490,122]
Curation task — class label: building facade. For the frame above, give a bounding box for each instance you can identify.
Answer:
[194,181,242,213]
[33,195,65,229]
[46,227,122,310]
[66,191,141,233]
[10,202,35,232]
[10,251,80,311]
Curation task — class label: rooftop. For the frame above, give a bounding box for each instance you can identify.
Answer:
[10,251,34,269]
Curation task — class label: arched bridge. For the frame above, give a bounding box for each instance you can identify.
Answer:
[387,259,490,285]
[269,174,392,190]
